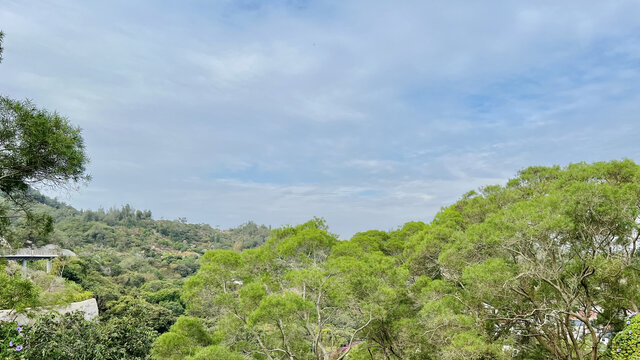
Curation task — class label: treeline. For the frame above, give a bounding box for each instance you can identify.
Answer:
[23,196,270,252]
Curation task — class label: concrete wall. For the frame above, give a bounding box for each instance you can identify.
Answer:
[0,298,99,324]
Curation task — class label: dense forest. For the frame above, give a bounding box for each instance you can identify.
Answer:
[149,160,640,360]
[4,161,640,359]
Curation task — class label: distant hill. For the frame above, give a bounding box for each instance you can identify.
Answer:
[30,193,270,255]
[9,193,271,312]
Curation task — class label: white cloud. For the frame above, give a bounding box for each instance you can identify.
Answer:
[4,0,640,237]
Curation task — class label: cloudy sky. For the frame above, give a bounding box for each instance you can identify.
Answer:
[1,1,640,238]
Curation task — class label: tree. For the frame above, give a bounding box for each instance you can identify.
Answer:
[174,161,640,359]
[0,97,89,197]
[414,160,640,359]
[182,219,408,360]
[186,345,246,360]
[0,33,89,244]
[151,316,212,360]
[0,262,39,311]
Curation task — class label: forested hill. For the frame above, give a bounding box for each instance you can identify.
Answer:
[27,193,270,255]
[8,193,270,312]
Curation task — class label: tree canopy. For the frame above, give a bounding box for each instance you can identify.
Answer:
[0,97,88,193]
[158,160,640,360]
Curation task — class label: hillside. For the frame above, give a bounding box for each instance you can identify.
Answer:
[1,194,272,358]
[31,193,269,253]
[4,194,270,312]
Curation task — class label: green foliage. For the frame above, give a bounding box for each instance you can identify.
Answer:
[38,199,270,324]
[102,296,175,333]
[5,211,54,247]
[606,314,640,359]
[151,333,195,360]
[19,311,156,360]
[150,316,212,360]
[168,316,212,346]
[248,292,314,326]
[44,200,270,311]
[411,159,640,359]
[0,195,270,359]
[49,203,269,253]
[34,274,93,306]
[176,160,640,360]
[182,218,414,359]
[0,96,89,243]
[186,345,246,360]
[0,264,39,312]
[0,321,27,359]
[270,217,337,265]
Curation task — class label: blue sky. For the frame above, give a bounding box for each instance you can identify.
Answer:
[2,1,640,238]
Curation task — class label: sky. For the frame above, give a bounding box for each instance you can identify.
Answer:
[1,1,640,238]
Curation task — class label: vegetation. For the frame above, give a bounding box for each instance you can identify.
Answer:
[0,263,38,312]
[150,160,640,360]
[602,313,640,359]
[6,159,640,359]
[0,311,155,360]
[0,201,271,359]
[0,96,89,245]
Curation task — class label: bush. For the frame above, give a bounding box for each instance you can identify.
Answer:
[607,313,640,359]
[0,264,39,311]
[20,311,157,360]
[0,321,27,359]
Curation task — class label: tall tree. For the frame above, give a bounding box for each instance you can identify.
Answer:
[0,33,89,245]
[415,160,640,359]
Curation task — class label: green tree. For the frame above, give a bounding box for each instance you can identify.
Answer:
[0,262,39,311]
[0,97,89,241]
[151,316,212,360]
[102,295,175,333]
[20,311,155,360]
[182,219,395,360]
[0,33,89,244]
[414,160,640,359]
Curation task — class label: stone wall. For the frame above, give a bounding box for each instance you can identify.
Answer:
[0,298,98,324]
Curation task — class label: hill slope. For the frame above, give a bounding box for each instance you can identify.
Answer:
[9,194,270,313]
